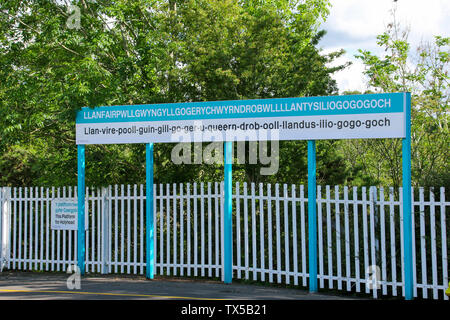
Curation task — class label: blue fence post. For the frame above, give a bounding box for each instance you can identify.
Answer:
[308,140,318,293]
[77,144,86,275]
[224,141,233,284]
[146,143,155,279]
[402,92,413,300]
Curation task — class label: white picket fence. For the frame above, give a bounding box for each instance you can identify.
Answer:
[0,183,448,300]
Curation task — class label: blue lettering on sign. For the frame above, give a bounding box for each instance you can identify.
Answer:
[76,93,404,124]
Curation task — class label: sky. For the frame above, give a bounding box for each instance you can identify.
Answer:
[319,0,450,93]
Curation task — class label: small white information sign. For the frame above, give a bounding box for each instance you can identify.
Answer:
[51,199,88,230]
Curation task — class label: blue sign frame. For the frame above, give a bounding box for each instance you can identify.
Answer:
[76,92,413,299]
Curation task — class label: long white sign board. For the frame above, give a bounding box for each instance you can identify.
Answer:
[76,93,407,144]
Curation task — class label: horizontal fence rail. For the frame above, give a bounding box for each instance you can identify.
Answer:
[0,184,448,300]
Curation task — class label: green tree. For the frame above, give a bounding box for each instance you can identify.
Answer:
[0,0,348,187]
[342,11,449,189]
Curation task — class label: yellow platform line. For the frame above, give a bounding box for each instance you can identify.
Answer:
[0,288,224,300]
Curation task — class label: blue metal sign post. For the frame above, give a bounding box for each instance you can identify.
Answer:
[308,140,317,293]
[77,144,86,275]
[146,143,155,279]
[224,141,233,284]
[402,92,413,300]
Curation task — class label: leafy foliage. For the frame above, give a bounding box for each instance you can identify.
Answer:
[0,0,351,187]
[345,12,449,189]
